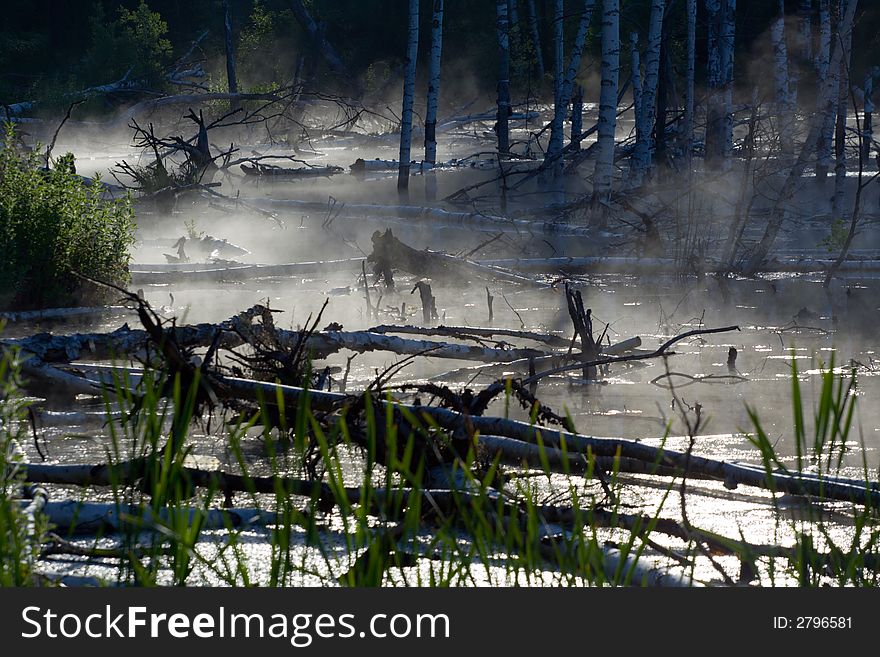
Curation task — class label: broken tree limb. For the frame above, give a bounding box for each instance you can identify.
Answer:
[289,0,348,76]
[241,163,344,177]
[367,324,573,349]
[2,319,555,366]
[427,336,643,382]
[213,375,880,507]
[521,325,740,384]
[31,500,277,534]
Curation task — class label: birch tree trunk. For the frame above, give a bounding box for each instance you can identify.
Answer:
[720,0,736,167]
[680,0,696,162]
[743,0,858,274]
[289,0,347,76]
[222,0,239,111]
[546,0,597,176]
[425,0,444,201]
[704,0,723,167]
[508,0,519,28]
[863,69,875,165]
[496,0,512,155]
[832,0,853,221]
[526,0,545,78]
[425,0,444,166]
[631,0,665,183]
[571,84,584,150]
[398,0,420,192]
[816,0,835,179]
[799,0,813,65]
[630,32,643,161]
[554,0,564,112]
[771,0,793,156]
[592,0,620,206]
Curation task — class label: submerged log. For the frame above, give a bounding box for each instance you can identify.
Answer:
[241,163,344,177]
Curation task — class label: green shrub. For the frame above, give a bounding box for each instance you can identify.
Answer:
[79,1,173,88]
[0,125,135,310]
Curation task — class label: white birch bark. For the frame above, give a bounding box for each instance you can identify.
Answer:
[744,0,858,274]
[631,0,665,183]
[223,0,238,98]
[571,84,584,150]
[863,69,875,164]
[593,0,620,202]
[704,0,723,166]
[706,0,735,167]
[526,0,545,77]
[630,32,643,164]
[496,0,512,154]
[425,0,444,200]
[816,0,835,179]
[398,0,420,192]
[680,0,696,161]
[799,1,813,63]
[720,0,736,167]
[832,0,853,220]
[425,0,444,165]
[546,0,597,176]
[554,0,564,107]
[771,0,793,156]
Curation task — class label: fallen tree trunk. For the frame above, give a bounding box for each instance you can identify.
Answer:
[478,256,880,275]
[436,110,540,132]
[241,197,597,236]
[25,495,695,585]
[428,336,643,382]
[0,306,134,323]
[241,163,344,177]
[2,321,557,366]
[130,259,364,284]
[350,157,541,174]
[215,375,880,507]
[367,324,573,349]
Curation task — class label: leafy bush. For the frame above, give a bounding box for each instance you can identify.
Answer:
[79,1,173,88]
[0,125,135,310]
